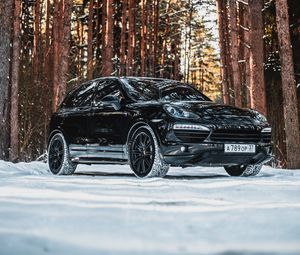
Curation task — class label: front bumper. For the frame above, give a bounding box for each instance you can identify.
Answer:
[161,142,272,167]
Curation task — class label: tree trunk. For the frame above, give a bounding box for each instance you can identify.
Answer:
[0,0,13,160]
[127,0,135,76]
[148,1,154,76]
[229,0,242,107]
[173,28,180,80]
[248,0,267,115]
[152,0,159,77]
[59,0,72,100]
[224,2,234,105]
[119,0,127,76]
[52,0,72,112]
[216,0,230,104]
[33,0,41,88]
[140,0,146,76]
[95,0,101,74]
[43,0,51,147]
[275,0,300,168]
[160,0,171,78]
[10,0,22,162]
[186,1,193,83]
[52,0,62,112]
[102,0,114,76]
[242,2,251,108]
[87,0,94,80]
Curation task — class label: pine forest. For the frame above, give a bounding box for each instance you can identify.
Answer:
[0,0,300,169]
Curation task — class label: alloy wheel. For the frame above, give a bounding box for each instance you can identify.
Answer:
[48,136,64,174]
[130,131,155,177]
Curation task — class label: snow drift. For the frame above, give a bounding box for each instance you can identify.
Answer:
[0,161,300,255]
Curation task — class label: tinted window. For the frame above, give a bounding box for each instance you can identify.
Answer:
[121,78,210,102]
[63,82,95,108]
[161,86,207,101]
[121,79,159,101]
[93,79,124,106]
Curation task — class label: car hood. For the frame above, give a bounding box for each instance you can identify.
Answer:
[128,100,269,130]
[168,101,268,130]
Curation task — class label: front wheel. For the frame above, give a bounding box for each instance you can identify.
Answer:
[128,126,169,178]
[48,132,77,175]
[224,164,262,177]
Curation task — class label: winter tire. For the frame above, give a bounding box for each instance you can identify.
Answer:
[128,126,169,178]
[48,132,77,175]
[224,164,262,177]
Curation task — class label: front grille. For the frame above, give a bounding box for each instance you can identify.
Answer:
[210,130,261,143]
[174,130,209,143]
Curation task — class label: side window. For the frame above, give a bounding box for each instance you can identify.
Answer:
[63,82,95,108]
[93,80,124,107]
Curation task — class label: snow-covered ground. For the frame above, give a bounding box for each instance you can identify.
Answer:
[0,161,300,255]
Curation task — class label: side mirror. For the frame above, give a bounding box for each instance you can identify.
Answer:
[101,95,122,111]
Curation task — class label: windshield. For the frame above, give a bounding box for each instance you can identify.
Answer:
[121,78,211,102]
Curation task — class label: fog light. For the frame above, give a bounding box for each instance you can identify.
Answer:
[261,127,272,133]
[180,146,188,152]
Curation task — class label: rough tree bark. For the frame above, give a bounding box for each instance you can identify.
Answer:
[229,0,242,107]
[160,0,171,78]
[120,0,127,76]
[87,0,94,80]
[248,0,267,115]
[239,2,251,108]
[0,0,13,160]
[224,2,234,105]
[52,0,72,112]
[127,0,135,76]
[59,0,72,100]
[52,0,62,112]
[33,0,41,88]
[173,24,180,80]
[95,0,101,72]
[102,0,114,76]
[216,0,230,104]
[275,0,300,168]
[152,0,159,77]
[140,0,146,76]
[43,0,51,147]
[10,0,22,162]
[148,1,154,76]
[242,1,251,108]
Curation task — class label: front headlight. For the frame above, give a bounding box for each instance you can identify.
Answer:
[164,105,199,119]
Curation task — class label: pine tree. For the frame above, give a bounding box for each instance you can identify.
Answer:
[248,0,266,115]
[0,0,13,160]
[10,0,22,162]
[275,0,300,168]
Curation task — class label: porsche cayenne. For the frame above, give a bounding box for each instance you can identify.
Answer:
[47,77,272,178]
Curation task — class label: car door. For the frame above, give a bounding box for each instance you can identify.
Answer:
[60,81,95,158]
[86,78,131,160]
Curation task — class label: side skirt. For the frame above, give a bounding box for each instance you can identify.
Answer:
[69,144,129,164]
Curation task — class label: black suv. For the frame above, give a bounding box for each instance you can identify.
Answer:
[48,77,272,178]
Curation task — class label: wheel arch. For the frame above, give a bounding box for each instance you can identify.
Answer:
[47,128,70,149]
[126,121,162,148]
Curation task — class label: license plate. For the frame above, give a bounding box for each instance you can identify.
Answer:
[224,144,256,153]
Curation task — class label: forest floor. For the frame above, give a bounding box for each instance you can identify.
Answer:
[0,161,300,255]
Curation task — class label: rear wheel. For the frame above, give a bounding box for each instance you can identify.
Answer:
[128,126,169,178]
[48,132,77,175]
[224,164,262,177]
